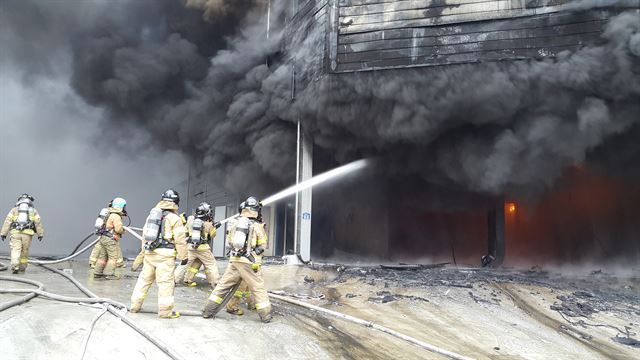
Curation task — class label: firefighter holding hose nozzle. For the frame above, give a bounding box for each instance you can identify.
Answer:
[1,194,44,274]
[130,189,187,318]
[203,196,272,323]
[182,202,221,287]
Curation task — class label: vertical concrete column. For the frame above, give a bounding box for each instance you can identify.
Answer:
[294,122,313,262]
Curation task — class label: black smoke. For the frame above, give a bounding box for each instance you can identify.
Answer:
[3,0,639,200]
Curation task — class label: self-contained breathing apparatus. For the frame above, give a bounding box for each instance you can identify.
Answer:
[143,208,174,251]
[228,197,265,265]
[11,199,35,231]
[94,208,111,236]
[229,216,256,262]
[188,218,206,248]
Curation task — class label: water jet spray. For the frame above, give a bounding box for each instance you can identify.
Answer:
[221,158,369,225]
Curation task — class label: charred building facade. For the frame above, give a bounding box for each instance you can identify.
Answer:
[190,0,640,266]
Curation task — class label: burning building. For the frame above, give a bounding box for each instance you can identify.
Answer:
[28,0,636,267]
[183,0,638,266]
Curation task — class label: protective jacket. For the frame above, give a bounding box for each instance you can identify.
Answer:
[186,215,217,249]
[103,207,125,240]
[1,207,44,237]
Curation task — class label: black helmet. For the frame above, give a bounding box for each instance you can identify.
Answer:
[161,189,180,205]
[241,196,261,212]
[16,193,34,205]
[18,193,34,202]
[195,202,212,219]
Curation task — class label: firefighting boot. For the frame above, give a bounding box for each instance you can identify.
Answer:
[226,307,244,316]
[257,308,272,323]
[159,311,181,319]
[202,301,220,319]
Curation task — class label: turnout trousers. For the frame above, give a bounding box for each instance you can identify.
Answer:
[183,244,219,286]
[130,248,177,317]
[93,235,119,277]
[226,281,254,313]
[10,233,32,272]
[203,261,271,322]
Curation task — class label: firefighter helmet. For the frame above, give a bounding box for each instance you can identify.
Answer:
[195,202,212,219]
[161,189,180,205]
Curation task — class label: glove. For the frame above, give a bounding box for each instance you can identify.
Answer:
[180,258,188,266]
[38,236,43,242]
[214,221,221,229]
[251,263,260,273]
[1,235,5,242]
[254,246,265,255]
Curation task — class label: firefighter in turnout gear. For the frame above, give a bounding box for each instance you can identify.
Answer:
[93,198,126,279]
[89,200,127,269]
[203,197,272,323]
[182,202,221,287]
[1,194,44,273]
[130,189,187,318]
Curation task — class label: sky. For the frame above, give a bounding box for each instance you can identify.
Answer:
[0,51,188,257]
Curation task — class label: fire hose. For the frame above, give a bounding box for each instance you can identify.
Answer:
[0,276,43,312]
[0,259,188,360]
[2,221,472,359]
[268,293,475,360]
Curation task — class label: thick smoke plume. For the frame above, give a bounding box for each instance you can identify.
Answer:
[293,10,640,196]
[2,0,639,200]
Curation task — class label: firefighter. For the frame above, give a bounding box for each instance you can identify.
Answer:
[0,194,44,274]
[203,197,272,323]
[130,189,187,318]
[89,200,127,269]
[93,198,126,280]
[182,202,221,287]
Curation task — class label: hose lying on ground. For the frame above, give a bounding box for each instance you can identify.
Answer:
[80,305,109,360]
[4,233,470,360]
[0,281,126,310]
[0,275,44,311]
[39,263,188,360]
[269,293,476,360]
